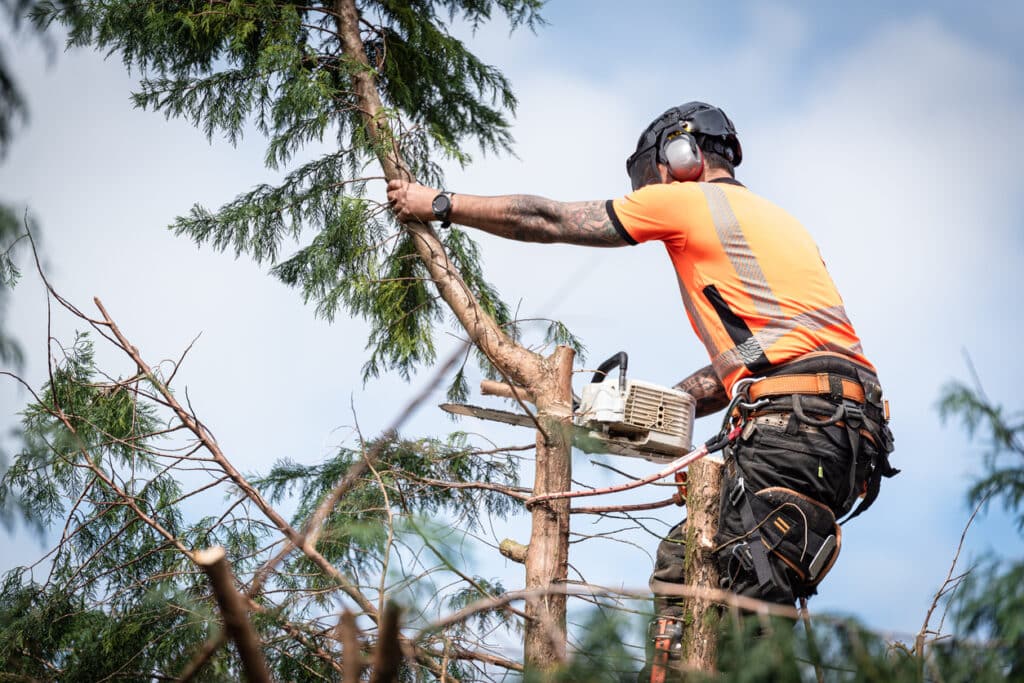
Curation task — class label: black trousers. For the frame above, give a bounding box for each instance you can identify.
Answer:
[649,408,866,614]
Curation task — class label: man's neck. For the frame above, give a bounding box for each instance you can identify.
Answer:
[703,169,733,182]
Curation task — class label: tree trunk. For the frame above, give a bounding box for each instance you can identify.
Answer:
[680,458,723,672]
[523,345,575,669]
[333,0,570,669]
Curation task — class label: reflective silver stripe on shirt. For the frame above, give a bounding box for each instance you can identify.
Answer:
[711,304,860,378]
[699,183,783,319]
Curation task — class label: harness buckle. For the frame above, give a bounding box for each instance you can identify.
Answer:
[731,377,758,400]
[732,542,755,572]
[845,403,864,428]
[729,477,747,507]
[828,374,844,402]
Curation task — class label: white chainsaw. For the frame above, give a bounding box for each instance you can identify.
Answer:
[440,352,696,463]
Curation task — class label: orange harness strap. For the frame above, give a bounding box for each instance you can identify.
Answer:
[747,372,865,403]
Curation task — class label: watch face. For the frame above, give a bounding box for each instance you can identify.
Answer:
[432,194,451,216]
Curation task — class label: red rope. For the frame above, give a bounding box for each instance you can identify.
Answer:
[526,425,741,507]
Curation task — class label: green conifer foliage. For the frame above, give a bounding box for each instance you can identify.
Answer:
[0,209,26,367]
[2,0,72,367]
[34,0,544,381]
[0,0,34,156]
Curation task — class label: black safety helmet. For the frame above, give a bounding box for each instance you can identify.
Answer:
[625,101,742,191]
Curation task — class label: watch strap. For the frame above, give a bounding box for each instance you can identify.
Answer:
[432,191,454,228]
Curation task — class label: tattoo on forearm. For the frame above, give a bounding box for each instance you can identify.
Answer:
[559,201,624,246]
[505,195,558,242]
[674,365,730,417]
[503,197,624,246]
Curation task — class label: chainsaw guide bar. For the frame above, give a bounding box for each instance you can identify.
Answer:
[441,352,698,465]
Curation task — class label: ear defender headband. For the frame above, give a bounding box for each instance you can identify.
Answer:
[625,102,742,191]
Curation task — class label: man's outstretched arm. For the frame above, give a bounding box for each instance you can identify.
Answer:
[386,179,628,247]
[675,364,730,418]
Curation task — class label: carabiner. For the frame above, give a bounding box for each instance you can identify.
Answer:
[720,377,762,433]
[730,377,758,400]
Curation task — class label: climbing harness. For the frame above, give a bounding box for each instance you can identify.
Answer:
[526,356,897,600]
[738,367,898,523]
[714,357,898,596]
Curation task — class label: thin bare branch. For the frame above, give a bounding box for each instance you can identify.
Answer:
[91,297,377,615]
[916,491,992,656]
[418,582,799,641]
[571,496,679,514]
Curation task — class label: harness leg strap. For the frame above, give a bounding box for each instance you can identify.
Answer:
[730,477,775,591]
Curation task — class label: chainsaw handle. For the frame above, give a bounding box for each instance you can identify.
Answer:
[591,352,628,394]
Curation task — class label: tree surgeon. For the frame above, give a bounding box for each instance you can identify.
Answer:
[388,101,897,681]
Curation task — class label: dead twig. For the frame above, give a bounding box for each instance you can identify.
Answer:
[368,602,403,683]
[418,581,799,642]
[339,610,364,683]
[92,297,377,614]
[800,596,825,683]
[915,492,992,658]
[571,496,679,514]
[194,546,272,683]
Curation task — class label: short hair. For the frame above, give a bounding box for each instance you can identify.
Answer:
[703,150,735,177]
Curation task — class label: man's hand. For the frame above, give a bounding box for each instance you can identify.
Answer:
[387,179,440,223]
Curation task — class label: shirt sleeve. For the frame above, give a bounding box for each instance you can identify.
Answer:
[606,182,703,247]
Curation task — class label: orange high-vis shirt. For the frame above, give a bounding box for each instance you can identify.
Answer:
[607,178,873,393]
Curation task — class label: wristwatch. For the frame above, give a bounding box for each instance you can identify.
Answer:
[431,191,454,228]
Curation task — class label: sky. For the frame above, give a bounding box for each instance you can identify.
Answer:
[1,0,1023,653]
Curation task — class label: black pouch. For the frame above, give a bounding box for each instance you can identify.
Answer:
[731,424,855,516]
[746,486,842,593]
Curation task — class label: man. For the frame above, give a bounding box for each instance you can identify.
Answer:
[388,101,896,678]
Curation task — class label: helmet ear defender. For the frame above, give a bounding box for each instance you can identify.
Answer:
[662,126,704,183]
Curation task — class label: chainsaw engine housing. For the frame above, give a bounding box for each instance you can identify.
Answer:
[575,378,696,463]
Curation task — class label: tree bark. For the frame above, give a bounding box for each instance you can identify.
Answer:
[368,602,403,683]
[339,609,363,683]
[523,345,574,670]
[679,459,723,672]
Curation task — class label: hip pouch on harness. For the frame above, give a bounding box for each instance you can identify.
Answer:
[719,482,842,597]
[750,486,841,588]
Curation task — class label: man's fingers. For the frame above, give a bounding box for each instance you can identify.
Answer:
[386,179,407,218]
[386,180,437,223]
